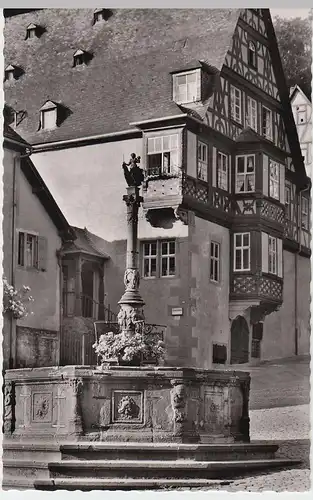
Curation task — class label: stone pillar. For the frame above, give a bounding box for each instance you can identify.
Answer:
[68,377,83,437]
[3,380,15,435]
[118,185,145,335]
[74,256,82,316]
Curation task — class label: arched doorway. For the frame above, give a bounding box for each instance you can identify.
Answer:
[230,315,250,364]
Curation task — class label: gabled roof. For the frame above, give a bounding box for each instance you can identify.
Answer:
[4,8,241,145]
[3,121,29,149]
[3,123,75,241]
[64,226,109,258]
[290,84,312,105]
[19,156,76,242]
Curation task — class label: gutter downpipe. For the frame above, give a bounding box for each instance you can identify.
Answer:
[295,181,310,356]
[9,148,32,369]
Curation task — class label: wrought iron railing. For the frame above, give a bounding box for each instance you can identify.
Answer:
[62,291,118,322]
[60,319,166,367]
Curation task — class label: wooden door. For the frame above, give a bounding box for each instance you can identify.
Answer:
[230,315,250,364]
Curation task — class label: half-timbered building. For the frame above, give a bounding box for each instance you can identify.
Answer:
[290,84,312,179]
[3,8,311,367]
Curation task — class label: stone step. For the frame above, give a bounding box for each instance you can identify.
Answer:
[48,458,301,480]
[2,460,50,482]
[34,477,233,491]
[3,441,62,461]
[60,441,278,462]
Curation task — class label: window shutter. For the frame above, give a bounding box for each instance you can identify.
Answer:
[187,131,197,177]
[279,164,285,204]
[173,75,179,102]
[212,147,217,187]
[37,236,48,271]
[261,232,268,273]
[277,238,283,278]
[262,154,269,196]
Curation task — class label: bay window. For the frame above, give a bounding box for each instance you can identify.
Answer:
[301,197,309,230]
[236,155,255,193]
[217,151,228,191]
[262,106,273,141]
[147,134,179,176]
[268,236,277,274]
[234,233,250,271]
[197,141,208,181]
[269,159,280,199]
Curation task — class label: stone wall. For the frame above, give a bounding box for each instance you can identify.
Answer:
[16,326,59,368]
[4,366,250,444]
[262,250,310,360]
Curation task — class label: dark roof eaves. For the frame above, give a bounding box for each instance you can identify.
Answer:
[21,157,76,241]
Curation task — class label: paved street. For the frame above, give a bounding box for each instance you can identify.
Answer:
[220,355,311,492]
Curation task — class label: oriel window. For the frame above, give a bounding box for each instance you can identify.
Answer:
[235,155,255,193]
[234,233,250,271]
[147,134,179,177]
[197,141,208,182]
[262,106,273,141]
[269,159,280,200]
[217,152,229,191]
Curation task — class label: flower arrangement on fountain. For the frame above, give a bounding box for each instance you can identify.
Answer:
[2,277,34,319]
[93,330,165,366]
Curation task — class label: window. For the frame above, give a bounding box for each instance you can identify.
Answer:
[269,159,280,200]
[18,232,38,268]
[234,233,250,271]
[301,197,309,230]
[285,183,292,220]
[93,8,112,24]
[143,242,157,278]
[147,134,179,176]
[248,41,257,69]
[296,105,307,125]
[230,85,242,124]
[268,236,278,275]
[197,141,208,181]
[217,152,229,191]
[4,65,15,82]
[235,155,255,193]
[41,108,57,130]
[39,100,57,130]
[246,96,258,131]
[73,50,85,66]
[300,145,308,165]
[210,241,220,282]
[142,240,176,278]
[94,8,107,23]
[26,23,37,39]
[262,106,273,141]
[173,71,200,104]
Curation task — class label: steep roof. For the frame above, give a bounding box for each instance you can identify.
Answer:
[4,8,241,145]
[65,226,110,258]
[290,84,312,105]
[3,120,30,149]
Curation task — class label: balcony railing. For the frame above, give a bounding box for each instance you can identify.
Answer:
[62,291,118,322]
[183,175,232,213]
[230,274,283,303]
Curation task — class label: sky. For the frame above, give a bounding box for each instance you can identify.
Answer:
[271,8,311,19]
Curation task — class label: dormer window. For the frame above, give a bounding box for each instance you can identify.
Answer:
[173,70,201,105]
[26,23,38,39]
[4,65,16,81]
[248,41,257,69]
[39,101,57,130]
[73,49,93,67]
[93,8,108,24]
